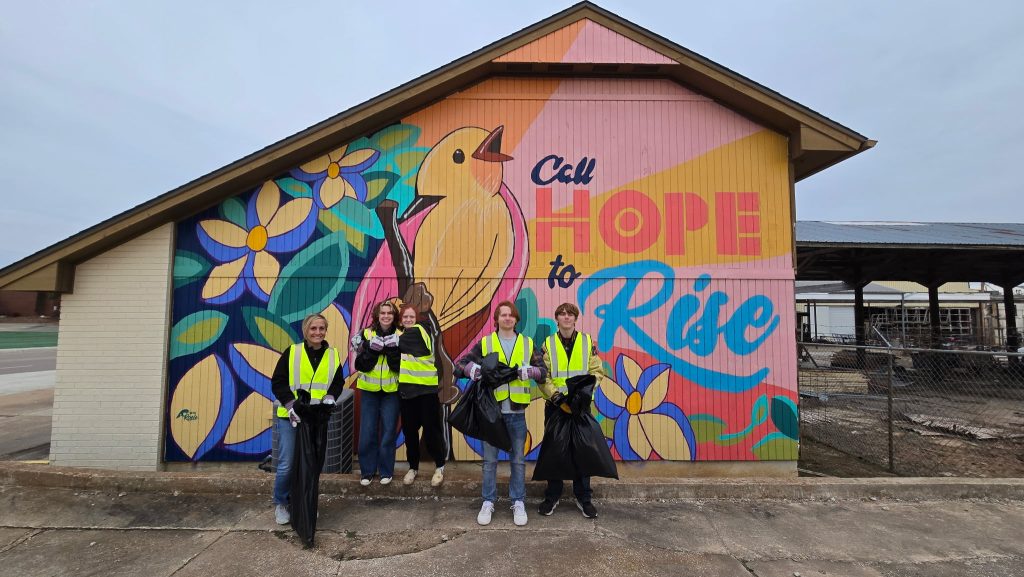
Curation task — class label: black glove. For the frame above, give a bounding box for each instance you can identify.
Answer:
[549,392,571,414]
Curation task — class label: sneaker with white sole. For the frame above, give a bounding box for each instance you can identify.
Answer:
[274,504,290,525]
[576,499,598,518]
[512,500,528,526]
[538,498,557,516]
[380,476,392,485]
[477,501,495,525]
[403,469,417,485]
[359,477,372,487]
[430,467,444,487]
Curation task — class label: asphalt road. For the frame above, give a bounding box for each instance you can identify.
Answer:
[0,348,56,376]
[0,348,55,460]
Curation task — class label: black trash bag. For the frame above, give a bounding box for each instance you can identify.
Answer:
[449,353,515,451]
[289,389,334,548]
[479,352,521,389]
[533,375,618,481]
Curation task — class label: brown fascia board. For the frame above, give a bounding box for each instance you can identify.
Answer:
[0,2,871,291]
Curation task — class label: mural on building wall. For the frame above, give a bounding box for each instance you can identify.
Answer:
[166,74,798,463]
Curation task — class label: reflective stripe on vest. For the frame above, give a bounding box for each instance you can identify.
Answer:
[357,328,399,393]
[546,333,592,396]
[481,333,533,404]
[277,344,337,417]
[399,324,438,386]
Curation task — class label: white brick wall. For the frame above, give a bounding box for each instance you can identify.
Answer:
[50,223,174,470]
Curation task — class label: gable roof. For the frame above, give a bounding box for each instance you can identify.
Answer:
[0,1,873,292]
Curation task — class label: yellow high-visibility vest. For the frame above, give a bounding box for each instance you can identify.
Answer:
[399,324,438,387]
[356,328,399,393]
[546,332,593,396]
[277,343,338,417]
[481,332,533,404]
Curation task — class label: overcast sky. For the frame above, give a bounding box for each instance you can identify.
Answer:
[2,0,1022,269]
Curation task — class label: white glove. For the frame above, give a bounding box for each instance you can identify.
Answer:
[350,334,363,350]
[519,365,540,381]
[287,407,301,428]
[466,362,482,381]
[369,336,385,351]
[322,395,336,406]
[383,333,400,348]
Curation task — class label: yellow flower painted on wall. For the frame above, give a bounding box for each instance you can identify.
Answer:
[290,145,380,208]
[595,354,697,461]
[197,181,318,303]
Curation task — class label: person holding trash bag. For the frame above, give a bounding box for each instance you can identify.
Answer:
[448,352,514,452]
[455,300,546,527]
[353,300,402,486]
[269,313,346,526]
[537,302,606,519]
[396,304,448,487]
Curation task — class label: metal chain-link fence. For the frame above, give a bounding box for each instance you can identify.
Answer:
[799,343,1024,477]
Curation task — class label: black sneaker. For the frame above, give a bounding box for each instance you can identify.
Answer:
[538,499,558,516]
[576,500,597,518]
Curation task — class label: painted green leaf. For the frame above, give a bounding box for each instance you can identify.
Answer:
[363,171,399,205]
[689,415,747,446]
[330,197,384,238]
[219,198,247,228]
[770,396,799,440]
[173,250,211,289]
[268,231,350,323]
[515,289,540,347]
[276,177,312,199]
[170,311,229,359]
[373,124,420,151]
[751,433,799,460]
[241,307,299,353]
[394,151,426,180]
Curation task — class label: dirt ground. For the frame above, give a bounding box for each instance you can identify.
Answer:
[799,374,1024,477]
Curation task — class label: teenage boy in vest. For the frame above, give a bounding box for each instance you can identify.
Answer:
[456,301,547,527]
[537,302,605,518]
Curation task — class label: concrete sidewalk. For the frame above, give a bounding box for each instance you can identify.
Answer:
[1,477,1022,576]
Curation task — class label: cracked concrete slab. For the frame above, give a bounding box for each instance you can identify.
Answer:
[701,499,1024,563]
[0,528,222,577]
[0,527,34,551]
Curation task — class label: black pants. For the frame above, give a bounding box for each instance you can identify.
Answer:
[400,393,447,469]
[543,402,593,503]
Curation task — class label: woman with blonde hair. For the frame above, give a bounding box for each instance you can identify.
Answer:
[269,313,346,525]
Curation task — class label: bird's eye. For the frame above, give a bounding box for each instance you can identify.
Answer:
[452,149,465,164]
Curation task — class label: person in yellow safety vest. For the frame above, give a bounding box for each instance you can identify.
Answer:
[269,313,346,526]
[455,300,547,527]
[353,300,402,487]
[536,302,605,519]
[395,304,448,488]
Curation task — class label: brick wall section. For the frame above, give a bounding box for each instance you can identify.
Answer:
[50,223,174,470]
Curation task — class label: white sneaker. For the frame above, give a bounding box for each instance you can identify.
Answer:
[359,477,372,487]
[430,466,444,487]
[477,501,495,525]
[512,500,528,526]
[274,504,290,525]
[403,469,417,485]
[380,476,393,485]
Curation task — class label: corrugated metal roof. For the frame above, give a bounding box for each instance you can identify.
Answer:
[796,221,1024,247]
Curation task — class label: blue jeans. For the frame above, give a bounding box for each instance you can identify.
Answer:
[273,417,295,505]
[358,390,400,479]
[482,412,527,503]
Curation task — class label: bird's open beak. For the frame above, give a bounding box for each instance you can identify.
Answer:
[473,125,514,162]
